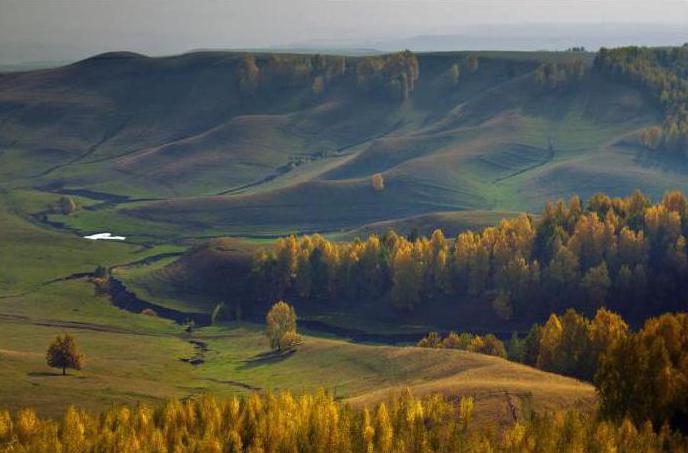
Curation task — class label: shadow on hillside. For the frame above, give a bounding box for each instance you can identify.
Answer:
[631,147,688,174]
[239,349,295,370]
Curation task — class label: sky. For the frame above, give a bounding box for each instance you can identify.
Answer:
[1,0,688,64]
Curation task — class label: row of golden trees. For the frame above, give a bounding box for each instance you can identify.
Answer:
[235,51,419,101]
[595,45,688,152]
[253,190,688,322]
[417,331,507,358]
[2,390,686,452]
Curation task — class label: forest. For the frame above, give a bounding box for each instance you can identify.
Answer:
[2,389,687,452]
[253,190,688,323]
[595,45,688,152]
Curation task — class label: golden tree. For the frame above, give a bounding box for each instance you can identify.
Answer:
[46,334,84,376]
[265,301,300,351]
[371,173,385,192]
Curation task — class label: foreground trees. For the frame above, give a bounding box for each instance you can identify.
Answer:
[596,312,688,430]
[265,301,301,351]
[1,390,686,452]
[515,308,688,431]
[253,190,688,323]
[46,334,83,376]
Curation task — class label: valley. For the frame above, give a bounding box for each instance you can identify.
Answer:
[2,45,688,449]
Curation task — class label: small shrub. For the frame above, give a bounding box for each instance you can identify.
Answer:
[141,308,157,317]
[372,173,385,192]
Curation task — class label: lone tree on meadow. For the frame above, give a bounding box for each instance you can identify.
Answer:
[46,334,84,375]
[266,301,301,351]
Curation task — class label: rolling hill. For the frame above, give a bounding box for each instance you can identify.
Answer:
[3,47,686,426]
[2,49,681,244]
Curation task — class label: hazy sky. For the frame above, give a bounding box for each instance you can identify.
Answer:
[1,0,688,63]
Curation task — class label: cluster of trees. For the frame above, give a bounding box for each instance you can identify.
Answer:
[254,190,688,323]
[2,390,686,452]
[596,312,688,430]
[444,55,479,87]
[595,46,688,152]
[511,308,628,381]
[355,50,420,101]
[236,53,347,96]
[235,51,418,101]
[417,331,507,358]
[534,60,586,89]
[510,308,688,431]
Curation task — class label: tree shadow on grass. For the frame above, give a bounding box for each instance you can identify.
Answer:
[27,371,63,377]
[238,349,295,370]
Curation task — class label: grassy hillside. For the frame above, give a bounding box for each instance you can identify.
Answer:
[0,318,595,421]
[2,49,681,244]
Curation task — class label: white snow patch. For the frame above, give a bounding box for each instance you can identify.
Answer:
[83,232,126,241]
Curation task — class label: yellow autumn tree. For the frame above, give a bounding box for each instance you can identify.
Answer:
[265,301,301,351]
[372,173,385,192]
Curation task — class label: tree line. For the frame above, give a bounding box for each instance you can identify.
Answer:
[2,390,686,452]
[235,50,419,101]
[595,45,688,153]
[511,308,688,432]
[253,190,688,323]
[417,331,507,358]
